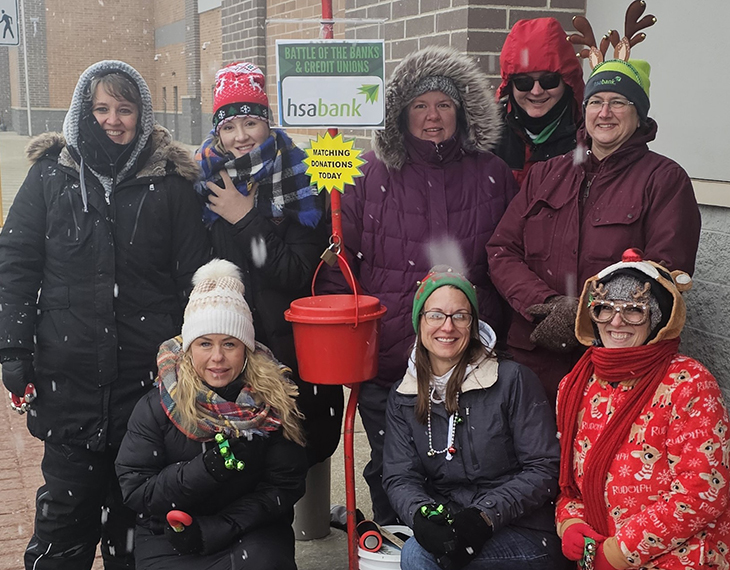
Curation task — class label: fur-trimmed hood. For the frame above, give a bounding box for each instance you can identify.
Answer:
[25,125,200,183]
[373,46,502,170]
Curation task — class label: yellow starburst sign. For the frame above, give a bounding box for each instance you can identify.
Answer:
[303,132,366,194]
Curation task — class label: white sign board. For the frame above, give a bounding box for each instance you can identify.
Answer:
[0,0,18,46]
[276,40,385,129]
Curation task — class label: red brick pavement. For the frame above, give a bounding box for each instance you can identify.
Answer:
[0,401,44,570]
[0,398,104,569]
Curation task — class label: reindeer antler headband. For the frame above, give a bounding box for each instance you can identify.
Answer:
[568,0,656,69]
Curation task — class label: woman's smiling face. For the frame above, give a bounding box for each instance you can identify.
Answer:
[420,286,472,376]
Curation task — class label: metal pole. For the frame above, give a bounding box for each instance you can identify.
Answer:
[344,383,360,570]
[19,0,31,136]
[319,5,363,569]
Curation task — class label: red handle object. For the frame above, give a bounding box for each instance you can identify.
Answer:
[166,510,193,533]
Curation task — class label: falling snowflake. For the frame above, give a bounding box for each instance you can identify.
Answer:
[625,496,637,508]
[687,457,702,468]
[623,526,636,539]
[619,464,632,478]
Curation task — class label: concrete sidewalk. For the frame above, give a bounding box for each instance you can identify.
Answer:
[0,130,373,570]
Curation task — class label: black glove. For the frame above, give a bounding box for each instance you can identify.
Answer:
[412,504,457,556]
[164,516,203,555]
[437,507,494,570]
[526,295,580,352]
[203,445,238,482]
[1,353,35,397]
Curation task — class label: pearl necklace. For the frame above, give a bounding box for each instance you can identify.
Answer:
[426,389,459,458]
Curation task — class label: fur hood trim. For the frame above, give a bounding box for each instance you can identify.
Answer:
[373,46,502,170]
[27,125,200,183]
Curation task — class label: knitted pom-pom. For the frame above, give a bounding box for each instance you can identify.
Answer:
[192,259,242,287]
[621,248,644,263]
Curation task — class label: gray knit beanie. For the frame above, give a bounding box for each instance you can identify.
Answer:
[409,75,462,106]
[601,274,662,332]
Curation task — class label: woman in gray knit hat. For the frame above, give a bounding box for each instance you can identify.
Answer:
[0,60,210,569]
[317,46,518,525]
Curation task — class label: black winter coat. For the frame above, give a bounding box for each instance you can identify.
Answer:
[115,389,308,563]
[383,358,560,533]
[208,195,343,465]
[0,128,211,450]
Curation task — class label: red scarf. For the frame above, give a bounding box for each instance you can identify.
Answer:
[557,338,680,535]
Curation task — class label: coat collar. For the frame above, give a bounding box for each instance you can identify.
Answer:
[396,355,499,396]
[28,125,200,183]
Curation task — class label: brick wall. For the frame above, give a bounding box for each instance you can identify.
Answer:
[221,0,266,67]
[200,6,222,136]
[155,0,186,27]
[8,47,19,108]
[45,0,154,110]
[683,205,730,405]
[341,0,585,147]
[265,0,346,127]
[17,0,48,111]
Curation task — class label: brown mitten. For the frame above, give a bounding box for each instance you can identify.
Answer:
[526,296,580,352]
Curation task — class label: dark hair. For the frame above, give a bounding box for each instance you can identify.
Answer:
[88,72,142,115]
[413,299,492,424]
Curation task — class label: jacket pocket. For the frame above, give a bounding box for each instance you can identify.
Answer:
[38,286,70,310]
[584,202,642,263]
[521,197,566,261]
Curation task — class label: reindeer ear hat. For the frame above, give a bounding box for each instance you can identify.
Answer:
[575,248,693,347]
[569,0,656,121]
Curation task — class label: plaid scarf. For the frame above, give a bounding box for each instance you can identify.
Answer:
[156,337,282,442]
[195,128,323,229]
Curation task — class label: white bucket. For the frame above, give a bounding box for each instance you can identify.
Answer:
[357,525,412,570]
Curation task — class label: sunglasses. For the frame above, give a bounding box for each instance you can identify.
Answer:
[588,300,649,326]
[511,73,562,92]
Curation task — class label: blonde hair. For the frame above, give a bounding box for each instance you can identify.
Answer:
[174,348,305,446]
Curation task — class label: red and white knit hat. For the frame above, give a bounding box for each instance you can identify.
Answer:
[213,61,269,133]
[181,259,256,352]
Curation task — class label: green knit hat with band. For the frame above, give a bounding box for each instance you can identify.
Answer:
[583,59,651,121]
[412,266,478,333]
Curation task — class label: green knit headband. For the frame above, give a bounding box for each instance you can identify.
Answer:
[412,268,478,332]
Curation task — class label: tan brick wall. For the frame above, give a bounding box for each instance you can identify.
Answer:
[9,48,19,108]
[153,43,187,113]
[200,7,223,117]
[154,0,186,28]
[44,0,155,109]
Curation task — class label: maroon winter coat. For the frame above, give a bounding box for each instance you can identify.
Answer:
[319,133,517,387]
[487,120,700,401]
[317,46,518,388]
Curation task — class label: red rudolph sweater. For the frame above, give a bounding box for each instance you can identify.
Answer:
[556,355,730,569]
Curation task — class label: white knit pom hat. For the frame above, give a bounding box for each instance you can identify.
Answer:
[181,259,256,352]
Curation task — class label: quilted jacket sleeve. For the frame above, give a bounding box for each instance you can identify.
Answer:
[0,161,48,350]
[486,163,560,320]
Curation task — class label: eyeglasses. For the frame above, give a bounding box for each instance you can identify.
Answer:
[421,311,473,329]
[585,98,635,112]
[588,300,649,326]
[511,73,562,92]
